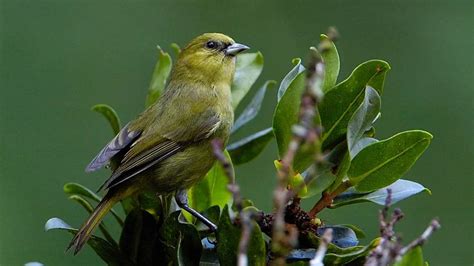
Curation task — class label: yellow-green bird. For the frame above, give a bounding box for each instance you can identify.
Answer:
[68,33,249,254]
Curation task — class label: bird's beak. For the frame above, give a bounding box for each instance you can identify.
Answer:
[225,43,250,56]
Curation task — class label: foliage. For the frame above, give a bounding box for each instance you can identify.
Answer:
[46,36,434,265]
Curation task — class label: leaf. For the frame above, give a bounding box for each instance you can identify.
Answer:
[91,104,121,135]
[158,211,202,265]
[145,45,172,107]
[347,86,381,158]
[187,151,233,220]
[119,209,159,265]
[302,167,337,199]
[278,58,305,101]
[319,60,390,150]
[45,218,131,265]
[350,137,378,159]
[348,130,432,192]
[170,43,181,58]
[232,80,276,134]
[273,71,305,156]
[63,183,123,226]
[337,224,366,239]
[231,52,264,110]
[216,205,266,266]
[394,247,424,266]
[317,225,358,248]
[227,128,274,165]
[332,179,431,208]
[299,232,380,265]
[319,34,340,93]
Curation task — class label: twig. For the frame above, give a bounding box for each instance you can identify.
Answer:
[365,189,441,266]
[309,228,333,266]
[212,139,253,266]
[271,30,336,265]
[398,219,441,258]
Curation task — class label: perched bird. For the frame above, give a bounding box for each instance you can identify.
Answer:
[68,33,249,254]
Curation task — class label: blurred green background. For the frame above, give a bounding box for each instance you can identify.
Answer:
[1,0,472,265]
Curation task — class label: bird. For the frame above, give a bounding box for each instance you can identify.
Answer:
[67,33,249,254]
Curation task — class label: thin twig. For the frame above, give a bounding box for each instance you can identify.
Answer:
[365,189,441,266]
[398,219,441,257]
[212,139,253,266]
[309,228,333,266]
[271,31,337,265]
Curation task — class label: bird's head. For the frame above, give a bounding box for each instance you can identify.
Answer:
[172,33,250,85]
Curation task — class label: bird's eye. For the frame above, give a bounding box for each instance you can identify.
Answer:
[206,41,217,49]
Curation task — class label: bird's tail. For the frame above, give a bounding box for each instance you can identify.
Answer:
[67,194,117,254]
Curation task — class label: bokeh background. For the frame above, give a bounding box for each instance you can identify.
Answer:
[1,0,472,265]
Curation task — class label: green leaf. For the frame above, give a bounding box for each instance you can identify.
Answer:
[232,80,276,134]
[332,179,431,208]
[231,52,264,110]
[350,137,378,159]
[170,43,181,58]
[273,71,305,156]
[227,128,274,165]
[68,195,116,246]
[337,224,366,239]
[319,34,340,93]
[347,86,381,158]
[119,209,159,265]
[320,60,390,150]
[394,247,424,266]
[187,151,233,220]
[216,205,266,266]
[317,225,359,248]
[145,45,172,107]
[63,183,123,226]
[299,232,379,264]
[158,211,202,265]
[348,130,432,192]
[277,58,305,101]
[45,218,132,265]
[303,167,336,199]
[91,104,121,135]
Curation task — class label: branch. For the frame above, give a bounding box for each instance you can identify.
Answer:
[309,228,333,266]
[398,219,441,257]
[211,139,254,266]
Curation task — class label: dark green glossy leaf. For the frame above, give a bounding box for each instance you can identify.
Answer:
[273,71,305,156]
[350,137,378,159]
[187,152,233,220]
[216,205,266,266]
[158,211,202,265]
[337,224,366,239]
[278,58,305,101]
[317,225,358,248]
[232,80,276,134]
[145,45,172,107]
[119,209,159,265]
[227,127,274,165]
[348,130,432,192]
[319,34,340,93]
[45,218,132,266]
[303,167,337,199]
[320,60,390,150]
[195,205,221,232]
[394,247,424,266]
[91,104,121,135]
[299,232,379,264]
[63,183,123,226]
[68,195,116,246]
[231,52,264,110]
[332,179,431,208]
[347,86,381,159]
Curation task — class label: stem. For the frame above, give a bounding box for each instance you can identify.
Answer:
[308,180,351,217]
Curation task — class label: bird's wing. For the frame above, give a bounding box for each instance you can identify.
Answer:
[99,108,221,191]
[85,123,141,172]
